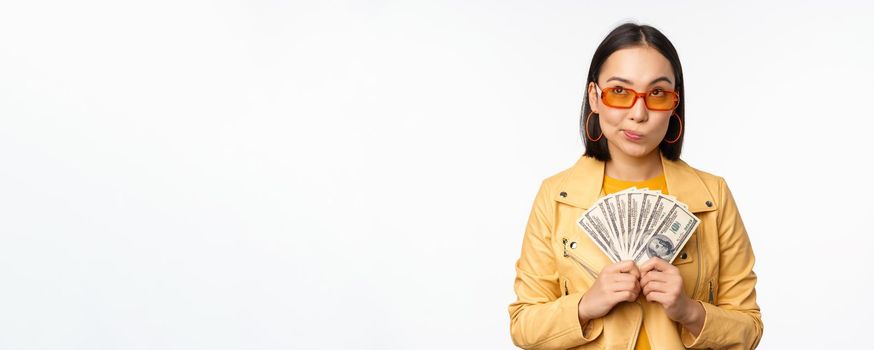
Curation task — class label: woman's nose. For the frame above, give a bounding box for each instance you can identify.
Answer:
[628,96,649,122]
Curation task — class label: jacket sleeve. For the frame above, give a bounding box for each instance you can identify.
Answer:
[509,181,603,349]
[681,177,764,349]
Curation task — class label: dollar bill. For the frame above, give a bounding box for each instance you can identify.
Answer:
[625,191,643,258]
[612,187,635,258]
[631,191,660,256]
[577,210,622,262]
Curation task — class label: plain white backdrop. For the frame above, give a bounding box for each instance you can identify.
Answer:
[1,0,873,349]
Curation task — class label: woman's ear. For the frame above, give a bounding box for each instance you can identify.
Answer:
[587,82,599,114]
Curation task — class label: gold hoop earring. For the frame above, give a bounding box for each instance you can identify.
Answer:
[664,112,683,144]
[585,111,603,142]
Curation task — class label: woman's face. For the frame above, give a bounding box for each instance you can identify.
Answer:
[588,46,677,159]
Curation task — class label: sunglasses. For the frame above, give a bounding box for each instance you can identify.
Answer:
[594,84,679,111]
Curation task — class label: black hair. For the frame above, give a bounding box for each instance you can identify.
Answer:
[580,22,685,161]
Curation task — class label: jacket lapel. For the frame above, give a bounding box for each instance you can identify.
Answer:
[553,151,717,213]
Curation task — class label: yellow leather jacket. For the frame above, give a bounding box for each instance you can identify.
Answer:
[509,152,763,349]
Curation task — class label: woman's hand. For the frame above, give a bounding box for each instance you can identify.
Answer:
[577,260,641,322]
[639,257,705,336]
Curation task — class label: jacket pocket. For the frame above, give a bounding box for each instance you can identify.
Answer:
[559,275,572,296]
[561,237,599,280]
[672,249,695,266]
[672,232,697,266]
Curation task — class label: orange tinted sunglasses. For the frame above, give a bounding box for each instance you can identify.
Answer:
[594,84,679,111]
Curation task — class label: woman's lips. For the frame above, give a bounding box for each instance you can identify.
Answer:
[623,130,643,141]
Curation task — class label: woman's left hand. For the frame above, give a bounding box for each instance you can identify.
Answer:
[639,257,704,333]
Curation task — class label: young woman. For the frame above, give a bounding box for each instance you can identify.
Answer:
[508,23,763,349]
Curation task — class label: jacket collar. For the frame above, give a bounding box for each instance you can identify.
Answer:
[553,151,717,213]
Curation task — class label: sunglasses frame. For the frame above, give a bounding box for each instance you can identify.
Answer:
[594,84,680,111]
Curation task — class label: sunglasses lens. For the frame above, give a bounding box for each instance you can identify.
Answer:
[645,92,678,110]
[602,88,635,107]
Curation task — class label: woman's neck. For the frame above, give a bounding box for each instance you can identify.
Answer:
[604,149,663,182]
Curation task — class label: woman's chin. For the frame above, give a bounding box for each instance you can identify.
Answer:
[613,142,657,158]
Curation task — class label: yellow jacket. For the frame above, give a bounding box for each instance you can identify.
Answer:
[508,152,763,349]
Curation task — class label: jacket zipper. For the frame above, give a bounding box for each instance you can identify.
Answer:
[564,280,569,296]
[708,280,714,303]
[561,238,598,279]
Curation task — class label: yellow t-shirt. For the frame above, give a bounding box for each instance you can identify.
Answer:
[602,172,668,350]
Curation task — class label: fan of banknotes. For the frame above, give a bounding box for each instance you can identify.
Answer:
[576,187,701,265]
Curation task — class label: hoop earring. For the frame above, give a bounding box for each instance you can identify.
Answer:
[664,112,683,144]
[585,111,603,142]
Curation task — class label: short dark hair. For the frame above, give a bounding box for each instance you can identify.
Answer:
[580,22,685,161]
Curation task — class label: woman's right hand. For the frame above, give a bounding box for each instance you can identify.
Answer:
[577,260,641,322]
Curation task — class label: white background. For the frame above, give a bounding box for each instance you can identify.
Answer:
[1,1,872,349]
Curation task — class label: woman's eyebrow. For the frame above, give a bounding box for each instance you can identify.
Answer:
[605,76,673,86]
